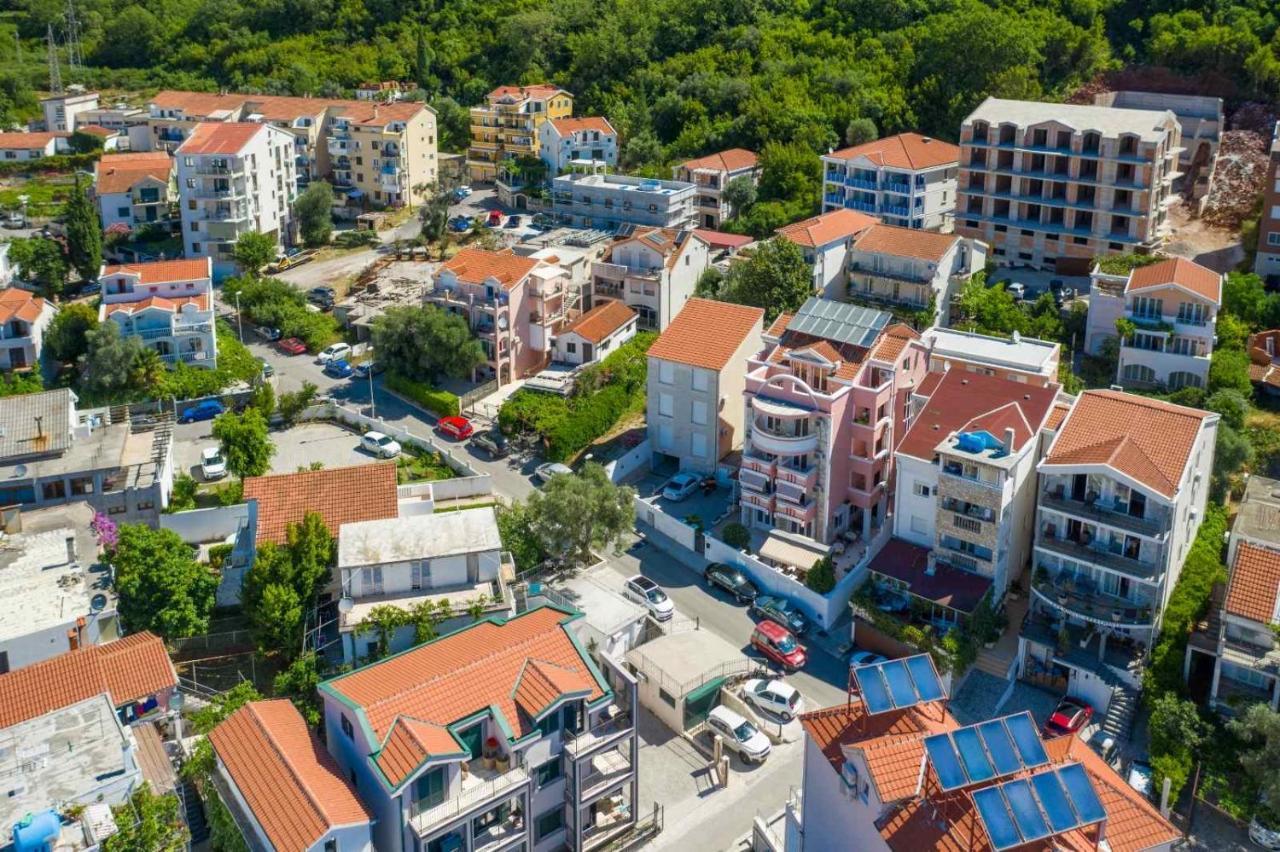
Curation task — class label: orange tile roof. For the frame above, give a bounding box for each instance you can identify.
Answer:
[854,223,958,263]
[799,702,954,784]
[646,297,764,371]
[898,370,1059,461]
[776,208,878,248]
[375,719,467,785]
[322,607,605,789]
[149,90,249,116]
[345,101,428,127]
[106,293,210,315]
[242,463,399,545]
[1044,390,1213,498]
[828,132,960,170]
[0,633,176,728]
[678,148,758,174]
[0,132,66,151]
[489,84,569,102]
[791,340,845,365]
[560,300,636,344]
[1226,542,1280,624]
[549,116,615,136]
[101,258,211,285]
[210,701,371,852]
[871,323,920,363]
[77,125,115,137]
[96,152,172,195]
[692,229,754,251]
[0,287,47,325]
[440,248,538,290]
[764,312,793,339]
[1125,256,1222,304]
[176,122,266,155]
[1045,402,1072,431]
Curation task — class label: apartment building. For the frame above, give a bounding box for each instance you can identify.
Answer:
[94,151,175,233]
[740,298,928,545]
[540,117,618,177]
[844,223,987,321]
[646,298,765,473]
[318,605,640,852]
[1085,256,1221,391]
[553,300,638,366]
[176,122,296,279]
[0,132,69,160]
[327,101,438,207]
[775,208,879,296]
[468,84,574,183]
[77,103,146,138]
[589,226,709,330]
[1095,91,1223,200]
[551,172,696,231]
[921,326,1062,386]
[0,287,56,371]
[821,133,960,230]
[99,258,217,369]
[1256,122,1280,285]
[40,89,99,132]
[1026,390,1216,713]
[889,370,1061,615]
[671,148,760,229]
[1248,328,1280,396]
[956,98,1182,270]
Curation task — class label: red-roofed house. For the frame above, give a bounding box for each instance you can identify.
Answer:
[775,208,879,295]
[0,286,56,371]
[0,132,70,160]
[468,84,573,183]
[672,148,761,228]
[553,300,637,366]
[591,227,710,331]
[93,151,175,233]
[845,222,987,321]
[539,116,618,177]
[821,132,960,230]
[317,605,640,852]
[98,258,217,369]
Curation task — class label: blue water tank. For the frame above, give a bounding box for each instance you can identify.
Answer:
[13,810,60,852]
[955,432,986,454]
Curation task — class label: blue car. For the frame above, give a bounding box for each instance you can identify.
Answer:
[324,358,354,378]
[179,400,225,423]
[449,216,472,232]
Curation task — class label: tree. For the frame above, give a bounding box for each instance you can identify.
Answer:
[8,237,67,298]
[241,514,334,659]
[418,183,452,249]
[110,524,217,638]
[371,305,485,381]
[78,322,146,401]
[249,381,275,417]
[69,129,105,154]
[845,117,879,147]
[955,275,1030,337]
[273,651,324,726]
[1212,424,1254,498]
[722,175,758,217]
[722,237,812,321]
[1208,347,1253,395]
[294,181,334,247]
[233,232,276,276]
[526,463,635,564]
[357,604,408,660]
[278,381,319,425]
[1147,693,1207,805]
[44,302,98,363]
[64,175,103,281]
[166,473,199,513]
[102,784,188,852]
[287,511,335,599]
[1228,703,1280,822]
[1206,389,1250,430]
[806,555,836,593]
[212,408,275,478]
[722,522,750,549]
[414,25,434,91]
[189,682,264,736]
[695,266,725,298]
[496,501,546,573]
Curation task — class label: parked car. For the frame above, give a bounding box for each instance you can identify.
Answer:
[1042,696,1093,738]
[505,214,522,228]
[623,575,674,622]
[276,337,307,356]
[309,286,336,301]
[352,361,385,379]
[449,215,472,232]
[752,594,809,636]
[1126,760,1154,800]
[741,678,804,722]
[200,447,227,480]
[704,563,758,604]
[486,210,503,227]
[1250,815,1280,850]
[255,325,282,342]
[316,342,351,364]
[360,430,401,459]
[706,706,771,765]
[469,430,509,459]
[1006,282,1026,301]
[179,400,225,423]
[452,185,473,201]
[750,620,807,671]
[257,358,274,378]
[3,212,27,229]
[436,415,474,441]
[848,649,888,669]
[533,462,573,484]
[662,472,702,502]
[1049,279,1066,307]
[324,358,354,378]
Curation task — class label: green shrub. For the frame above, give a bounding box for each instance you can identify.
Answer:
[722,522,750,549]
[384,372,460,418]
[806,555,836,593]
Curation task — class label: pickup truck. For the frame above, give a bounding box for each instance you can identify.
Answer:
[267,248,319,274]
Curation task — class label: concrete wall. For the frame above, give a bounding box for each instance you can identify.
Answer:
[300,402,481,478]
[892,455,938,548]
[161,504,249,543]
[604,439,651,484]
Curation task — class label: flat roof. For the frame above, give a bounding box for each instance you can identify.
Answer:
[0,516,112,645]
[1233,474,1280,546]
[625,628,744,696]
[0,417,152,487]
[965,97,1177,142]
[0,389,73,460]
[555,573,649,637]
[922,327,1059,375]
[337,507,501,568]
[553,172,694,196]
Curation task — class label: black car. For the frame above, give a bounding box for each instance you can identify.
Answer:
[751,594,809,636]
[469,430,510,459]
[309,286,336,300]
[704,563,758,604]
[1049,279,1066,307]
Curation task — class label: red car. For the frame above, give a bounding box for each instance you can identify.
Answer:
[486,209,503,227]
[1042,697,1093,738]
[436,415,474,440]
[750,621,807,672]
[276,337,307,356]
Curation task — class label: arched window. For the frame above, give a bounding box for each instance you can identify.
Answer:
[1122,363,1156,386]
[1167,371,1203,390]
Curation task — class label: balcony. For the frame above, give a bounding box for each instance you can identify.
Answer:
[881,181,912,195]
[1031,570,1154,628]
[845,200,877,214]
[578,747,633,801]
[739,469,771,495]
[565,708,633,758]
[774,465,817,490]
[160,350,211,365]
[1221,636,1280,677]
[1036,532,1161,581]
[845,176,878,190]
[1039,488,1167,538]
[194,162,236,176]
[741,491,774,512]
[410,765,529,837]
[824,192,845,206]
[749,425,817,457]
[774,499,817,523]
[741,454,776,478]
[880,204,910,218]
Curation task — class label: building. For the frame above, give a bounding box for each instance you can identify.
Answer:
[553,300,638,366]
[1085,256,1221,391]
[646,298,765,473]
[888,370,1061,616]
[775,208,879,296]
[356,81,409,101]
[1256,122,1280,285]
[77,103,147,139]
[1026,390,1217,713]
[0,243,12,287]
[540,117,619,177]
[176,121,296,278]
[624,628,748,733]
[0,389,174,522]
[0,131,70,160]
[821,133,960,230]
[326,101,438,208]
[1095,91,1223,200]
[468,84,574,183]
[41,89,100,132]
[94,151,176,233]
[99,258,218,369]
[0,287,56,371]
[552,172,696,231]
[921,326,1062,386]
[843,223,987,321]
[1248,328,1280,396]
[956,98,1182,270]
[210,700,375,852]
[589,226,709,331]
[740,298,928,544]
[671,148,760,229]
[317,605,640,852]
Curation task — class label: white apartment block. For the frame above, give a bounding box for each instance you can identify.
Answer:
[821,133,960,230]
[94,151,176,233]
[551,173,696,231]
[844,223,987,322]
[671,148,760,229]
[40,89,100,132]
[775,208,878,296]
[540,117,619,177]
[99,258,218,369]
[921,326,1062,387]
[0,288,56,372]
[590,226,709,331]
[176,122,296,279]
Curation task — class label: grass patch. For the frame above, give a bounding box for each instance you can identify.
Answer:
[432,501,498,513]
[395,445,457,484]
[0,175,77,218]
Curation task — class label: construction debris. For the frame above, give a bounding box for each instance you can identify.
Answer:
[1199,129,1269,230]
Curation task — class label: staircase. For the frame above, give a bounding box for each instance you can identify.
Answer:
[179,778,210,845]
[974,648,1016,679]
[1099,684,1139,741]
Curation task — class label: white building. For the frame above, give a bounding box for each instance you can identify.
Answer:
[775,208,878,296]
[0,287,56,372]
[921,326,1062,387]
[843,223,987,322]
[0,132,70,161]
[821,133,960,230]
[539,117,619,177]
[94,151,175,233]
[40,89,100,132]
[99,258,218,369]
[175,121,297,279]
[77,103,147,139]
[552,172,696,230]
[672,148,760,229]
[590,227,709,331]
[552,300,637,366]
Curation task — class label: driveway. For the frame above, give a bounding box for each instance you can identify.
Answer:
[635,473,734,529]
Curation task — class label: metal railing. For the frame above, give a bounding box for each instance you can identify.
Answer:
[410,766,529,835]
[565,711,634,757]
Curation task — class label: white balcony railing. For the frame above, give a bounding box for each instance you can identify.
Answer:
[410,766,529,837]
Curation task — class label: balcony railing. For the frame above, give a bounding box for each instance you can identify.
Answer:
[410,766,529,836]
[1036,533,1161,581]
[565,710,633,758]
[1039,489,1166,538]
[1031,571,1154,628]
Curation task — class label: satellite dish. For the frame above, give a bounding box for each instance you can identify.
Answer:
[90,594,108,612]
[338,597,354,613]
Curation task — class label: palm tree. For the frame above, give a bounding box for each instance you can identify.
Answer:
[131,347,165,387]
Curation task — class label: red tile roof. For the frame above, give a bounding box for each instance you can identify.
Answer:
[210,700,371,852]
[96,152,173,195]
[800,701,954,788]
[854,223,958,263]
[1044,390,1213,498]
[871,323,920,363]
[106,293,210,315]
[692,229,755,251]
[1226,542,1280,624]
[867,538,993,614]
[0,132,67,151]
[78,125,116,137]
[176,122,266,156]
[440,248,538,290]
[149,90,249,116]
[677,148,758,174]
[1125,256,1222,304]
[828,132,960,171]
[101,258,211,285]
[489,84,569,102]
[0,633,176,728]
[646,298,764,371]
[548,116,615,136]
[346,101,428,127]
[242,463,399,545]
[764,312,793,340]
[1044,401,1072,431]
[0,287,48,325]
[560,300,636,344]
[776,208,878,248]
[897,369,1059,462]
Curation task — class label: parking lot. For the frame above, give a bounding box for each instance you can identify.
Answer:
[635,471,735,529]
[173,420,386,482]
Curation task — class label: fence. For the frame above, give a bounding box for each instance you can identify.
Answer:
[300,401,481,478]
[603,439,651,484]
[170,629,254,659]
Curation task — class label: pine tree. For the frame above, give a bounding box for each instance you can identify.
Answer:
[64,174,102,282]
[414,26,432,91]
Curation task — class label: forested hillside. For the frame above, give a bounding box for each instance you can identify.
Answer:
[2,0,1278,170]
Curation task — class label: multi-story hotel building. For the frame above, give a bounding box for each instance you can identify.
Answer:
[551,172,696,231]
[93,151,176,233]
[326,102,439,207]
[821,133,960,230]
[539,117,618,177]
[98,258,218,369]
[468,84,573,183]
[589,226,709,331]
[956,98,1182,270]
[1256,121,1280,286]
[671,148,760,229]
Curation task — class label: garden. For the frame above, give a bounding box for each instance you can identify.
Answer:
[850,580,1004,677]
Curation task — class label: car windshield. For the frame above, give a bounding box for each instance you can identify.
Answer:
[375,436,393,446]
[775,635,797,653]
[733,721,758,742]
[205,451,223,464]
[787,691,800,707]
[645,588,667,604]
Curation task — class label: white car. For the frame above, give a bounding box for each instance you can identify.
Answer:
[361,431,401,459]
[662,472,701,502]
[623,575,674,622]
[707,706,771,765]
[533,462,573,484]
[741,679,804,722]
[200,447,227,480]
[316,342,351,364]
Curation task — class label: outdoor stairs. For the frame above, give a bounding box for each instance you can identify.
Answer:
[974,648,1015,680]
[179,778,210,845]
[1100,684,1139,741]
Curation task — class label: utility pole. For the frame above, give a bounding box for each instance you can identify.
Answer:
[46,24,62,95]
[65,0,83,71]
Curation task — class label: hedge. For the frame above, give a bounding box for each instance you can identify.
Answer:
[384,372,460,419]
[0,152,101,177]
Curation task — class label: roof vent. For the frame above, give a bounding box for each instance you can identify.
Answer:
[961,378,969,385]
[1024,393,1031,400]
[1011,330,1021,343]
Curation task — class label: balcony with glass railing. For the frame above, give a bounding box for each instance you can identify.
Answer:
[1036,522,1162,581]
[1039,482,1168,538]
[411,765,529,838]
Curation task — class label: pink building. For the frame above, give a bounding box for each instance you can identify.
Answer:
[740,297,927,545]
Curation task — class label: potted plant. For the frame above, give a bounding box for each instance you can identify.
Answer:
[1033,566,1049,588]
[1111,608,1122,622]
[484,736,499,769]
[495,752,511,772]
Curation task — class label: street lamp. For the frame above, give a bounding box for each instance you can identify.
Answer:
[368,362,376,420]
[234,290,243,343]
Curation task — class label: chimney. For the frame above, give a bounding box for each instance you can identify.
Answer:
[1004,427,1017,454]
[1268,336,1275,358]
[1011,330,1021,344]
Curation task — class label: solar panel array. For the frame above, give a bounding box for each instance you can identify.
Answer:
[923,711,1049,792]
[971,763,1107,852]
[786,297,891,349]
[851,653,946,715]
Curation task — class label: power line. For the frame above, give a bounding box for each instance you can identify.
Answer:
[65,0,83,71]
[46,24,62,94]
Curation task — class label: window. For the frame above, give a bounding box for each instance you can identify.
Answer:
[1268,233,1280,247]
[691,400,708,426]
[692,369,709,392]
[536,710,563,737]
[341,715,354,739]
[361,566,384,595]
[535,758,563,787]
[658,361,674,385]
[658,393,673,418]
[659,688,676,707]
[691,432,708,458]
[42,480,66,500]
[117,206,130,217]
[912,481,931,498]
[567,341,577,353]
[414,767,446,810]
[910,515,929,535]
[70,477,94,496]
[411,560,429,590]
[535,807,565,841]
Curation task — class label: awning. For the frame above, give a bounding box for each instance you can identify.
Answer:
[759,533,827,570]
